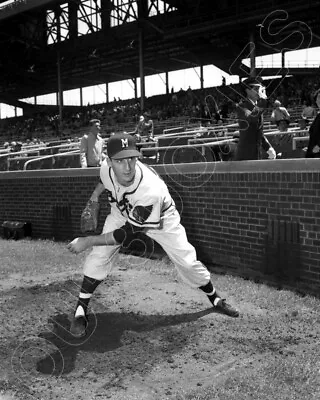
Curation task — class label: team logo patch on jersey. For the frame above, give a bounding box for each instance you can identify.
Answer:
[132,205,153,224]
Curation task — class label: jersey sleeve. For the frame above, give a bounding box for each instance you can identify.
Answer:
[79,135,88,168]
[99,161,110,187]
[128,193,161,228]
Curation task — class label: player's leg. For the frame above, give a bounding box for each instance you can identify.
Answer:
[70,212,125,337]
[147,210,239,317]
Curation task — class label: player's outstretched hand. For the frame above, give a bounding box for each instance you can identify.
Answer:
[67,237,90,254]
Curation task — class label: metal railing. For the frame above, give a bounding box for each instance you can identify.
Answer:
[162,126,186,135]
[141,138,236,155]
[156,129,208,140]
[23,150,79,170]
[188,136,234,146]
[0,141,80,171]
[264,128,308,136]
[0,141,80,159]
[292,136,309,150]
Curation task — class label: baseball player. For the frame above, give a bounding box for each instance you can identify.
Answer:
[68,133,239,338]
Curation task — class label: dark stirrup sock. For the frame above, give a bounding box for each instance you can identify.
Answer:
[199,281,221,306]
[199,280,216,296]
[74,275,102,317]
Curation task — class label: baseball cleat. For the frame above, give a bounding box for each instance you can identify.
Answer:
[70,315,88,338]
[214,299,239,318]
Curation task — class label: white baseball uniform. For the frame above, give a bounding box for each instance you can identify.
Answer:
[83,160,211,288]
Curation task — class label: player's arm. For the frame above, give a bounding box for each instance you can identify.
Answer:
[261,134,272,151]
[89,181,105,202]
[67,222,144,254]
[261,134,276,159]
[79,136,88,168]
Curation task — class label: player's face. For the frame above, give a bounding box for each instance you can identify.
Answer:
[108,157,138,187]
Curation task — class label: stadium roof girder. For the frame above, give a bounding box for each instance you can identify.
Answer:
[0,0,319,101]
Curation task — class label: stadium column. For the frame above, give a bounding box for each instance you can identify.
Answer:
[68,0,79,41]
[249,30,256,78]
[138,0,148,112]
[138,28,145,112]
[133,78,138,100]
[200,65,204,90]
[165,72,169,95]
[281,51,286,79]
[100,1,110,103]
[101,0,112,31]
[57,51,63,132]
[55,5,63,132]
[106,83,109,104]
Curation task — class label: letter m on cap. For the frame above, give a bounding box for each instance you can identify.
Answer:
[121,138,128,148]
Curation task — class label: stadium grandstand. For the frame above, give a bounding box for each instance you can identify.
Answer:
[0,0,320,170]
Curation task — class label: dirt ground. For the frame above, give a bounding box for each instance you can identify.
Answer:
[0,246,320,400]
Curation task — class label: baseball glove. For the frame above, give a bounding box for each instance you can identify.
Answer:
[80,200,100,233]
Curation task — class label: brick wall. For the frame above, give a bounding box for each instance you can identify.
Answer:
[1,159,319,295]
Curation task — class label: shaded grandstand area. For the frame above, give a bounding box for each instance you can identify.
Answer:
[0,71,319,170]
[0,92,312,171]
[0,0,320,169]
[0,0,320,101]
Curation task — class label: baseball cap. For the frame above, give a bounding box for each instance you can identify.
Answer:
[242,76,264,88]
[89,119,101,126]
[107,133,141,160]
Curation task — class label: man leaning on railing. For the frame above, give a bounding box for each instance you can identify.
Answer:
[79,119,106,168]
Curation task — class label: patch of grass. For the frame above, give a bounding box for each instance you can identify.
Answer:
[0,238,90,278]
[181,350,320,400]
[0,394,17,400]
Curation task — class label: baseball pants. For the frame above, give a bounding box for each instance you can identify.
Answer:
[82,208,211,288]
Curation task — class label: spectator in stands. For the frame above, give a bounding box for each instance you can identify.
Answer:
[297,117,309,130]
[234,77,276,161]
[132,114,154,143]
[270,100,290,131]
[10,141,17,152]
[301,100,317,120]
[80,119,106,168]
[186,86,194,107]
[305,89,320,158]
[219,101,229,120]
[200,104,211,126]
[10,141,22,153]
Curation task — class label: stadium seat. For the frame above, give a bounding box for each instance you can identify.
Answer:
[157,136,189,164]
[39,148,52,156]
[8,159,22,171]
[53,157,68,169]
[69,154,80,168]
[0,157,8,171]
